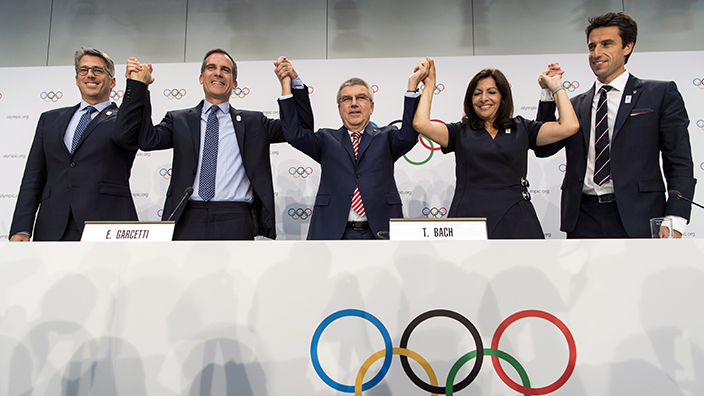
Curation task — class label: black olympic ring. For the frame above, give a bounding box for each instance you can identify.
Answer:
[400,310,483,394]
[40,91,63,102]
[289,166,313,178]
[111,89,124,100]
[288,207,312,220]
[231,87,251,99]
[163,88,187,100]
[562,81,580,92]
[434,83,445,95]
[422,207,447,219]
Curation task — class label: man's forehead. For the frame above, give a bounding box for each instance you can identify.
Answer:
[78,55,103,65]
[205,53,233,68]
[588,26,622,44]
[341,84,368,93]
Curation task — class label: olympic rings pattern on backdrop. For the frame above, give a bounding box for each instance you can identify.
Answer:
[40,91,63,102]
[289,166,313,178]
[231,87,250,99]
[562,81,580,92]
[163,88,187,100]
[422,207,447,219]
[693,78,704,89]
[311,308,576,395]
[159,168,172,180]
[288,208,312,220]
[434,83,445,95]
[110,89,124,100]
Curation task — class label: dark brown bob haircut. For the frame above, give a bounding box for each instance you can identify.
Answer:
[462,68,514,131]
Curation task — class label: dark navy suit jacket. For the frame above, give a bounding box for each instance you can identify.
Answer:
[116,79,314,239]
[278,95,420,240]
[11,103,139,240]
[535,74,695,237]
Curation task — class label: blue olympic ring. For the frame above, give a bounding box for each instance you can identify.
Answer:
[311,309,393,393]
[693,78,704,89]
[697,119,704,129]
[40,91,63,102]
[700,162,704,171]
[159,168,172,180]
[163,88,187,100]
[559,164,566,173]
[231,87,250,99]
[157,209,164,218]
[422,207,447,219]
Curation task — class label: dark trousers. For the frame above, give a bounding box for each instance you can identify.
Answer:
[173,201,254,241]
[567,200,629,238]
[341,223,376,240]
[59,210,82,241]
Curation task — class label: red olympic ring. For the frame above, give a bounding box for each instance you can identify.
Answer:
[433,83,445,95]
[371,85,379,93]
[491,310,577,395]
[418,119,446,151]
[0,93,3,99]
[308,86,315,94]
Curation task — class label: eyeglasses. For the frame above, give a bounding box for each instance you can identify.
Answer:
[339,94,371,105]
[76,66,111,77]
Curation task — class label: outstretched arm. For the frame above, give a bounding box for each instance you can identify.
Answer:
[535,65,579,146]
[412,57,449,147]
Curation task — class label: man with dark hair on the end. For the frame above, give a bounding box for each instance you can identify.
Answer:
[536,12,695,238]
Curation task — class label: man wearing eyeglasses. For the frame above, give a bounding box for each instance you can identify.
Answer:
[9,47,139,241]
[275,58,428,239]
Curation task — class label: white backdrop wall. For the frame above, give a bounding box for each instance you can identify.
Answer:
[1,51,703,240]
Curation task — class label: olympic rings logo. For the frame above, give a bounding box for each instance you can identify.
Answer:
[289,166,313,178]
[693,78,704,89]
[157,209,164,218]
[311,309,576,395]
[371,85,379,93]
[40,91,63,102]
[159,167,172,180]
[308,86,315,94]
[697,119,704,130]
[558,164,566,173]
[700,162,704,171]
[163,88,187,100]
[110,89,124,100]
[399,119,445,165]
[434,83,445,95]
[562,81,580,92]
[422,207,447,219]
[288,207,312,220]
[231,87,250,99]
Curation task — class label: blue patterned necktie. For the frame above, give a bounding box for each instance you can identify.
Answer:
[70,106,96,153]
[593,85,613,186]
[199,105,220,201]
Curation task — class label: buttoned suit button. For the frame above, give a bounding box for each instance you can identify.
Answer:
[70,162,76,168]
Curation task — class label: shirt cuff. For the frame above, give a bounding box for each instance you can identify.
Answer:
[667,215,687,236]
[540,89,555,102]
[278,94,294,100]
[291,77,304,90]
[405,91,421,98]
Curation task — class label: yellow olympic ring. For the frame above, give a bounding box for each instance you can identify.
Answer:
[355,348,439,396]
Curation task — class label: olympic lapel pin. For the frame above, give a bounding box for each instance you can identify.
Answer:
[236,115,241,122]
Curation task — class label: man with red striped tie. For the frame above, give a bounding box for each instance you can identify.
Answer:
[275,57,429,239]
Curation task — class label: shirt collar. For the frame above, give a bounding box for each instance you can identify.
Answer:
[203,100,230,115]
[79,99,110,113]
[596,69,629,93]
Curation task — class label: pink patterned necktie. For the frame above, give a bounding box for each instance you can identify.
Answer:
[351,131,365,216]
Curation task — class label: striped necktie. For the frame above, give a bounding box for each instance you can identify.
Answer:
[351,131,365,216]
[594,85,613,186]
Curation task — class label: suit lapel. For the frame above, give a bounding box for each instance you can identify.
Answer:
[230,106,245,160]
[613,74,641,140]
[333,127,356,162]
[72,103,118,153]
[580,85,596,150]
[357,123,379,161]
[188,102,204,162]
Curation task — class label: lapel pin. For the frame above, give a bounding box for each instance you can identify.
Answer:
[236,115,241,122]
[106,111,113,116]
[625,96,631,104]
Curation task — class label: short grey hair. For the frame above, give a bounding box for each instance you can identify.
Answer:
[201,48,238,81]
[336,77,374,105]
[74,47,115,78]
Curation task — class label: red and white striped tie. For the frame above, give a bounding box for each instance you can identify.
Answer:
[351,131,365,216]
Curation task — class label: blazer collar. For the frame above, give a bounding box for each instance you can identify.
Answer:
[335,123,379,162]
[613,74,642,140]
[188,101,244,161]
[70,102,118,154]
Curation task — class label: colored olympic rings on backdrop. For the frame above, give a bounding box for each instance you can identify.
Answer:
[559,164,566,173]
[163,88,187,100]
[40,91,63,102]
[399,119,446,165]
[700,162,704,171]
[562,81,580,92]
[0,93,3,99]
[434,83,445,95]
[289,166,313,178]
[157,209,164,218]
[288,207,312,220]
[159,168,172,180]
[231,87,250,99]
[311,308,576,395]
[371,85,379,93]
[110,89,124,100]
[308,86,315,94]
[693,78,704,89]
[422,207,447,219]
[696,119,704,130]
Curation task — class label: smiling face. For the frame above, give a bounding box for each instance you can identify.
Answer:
[472,77,501,125]
[338,84,374,132]
[588,26,633,84]
[75,55,115,105]
[199,52,237,105]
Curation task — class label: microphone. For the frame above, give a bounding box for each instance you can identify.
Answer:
[167,186,194,221]
[670,190,704,210]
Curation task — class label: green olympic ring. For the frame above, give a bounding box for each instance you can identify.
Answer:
[446,348,531,396]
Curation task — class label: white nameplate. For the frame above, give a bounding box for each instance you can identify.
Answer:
[81,221,175,242]
[389,218,488,240]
